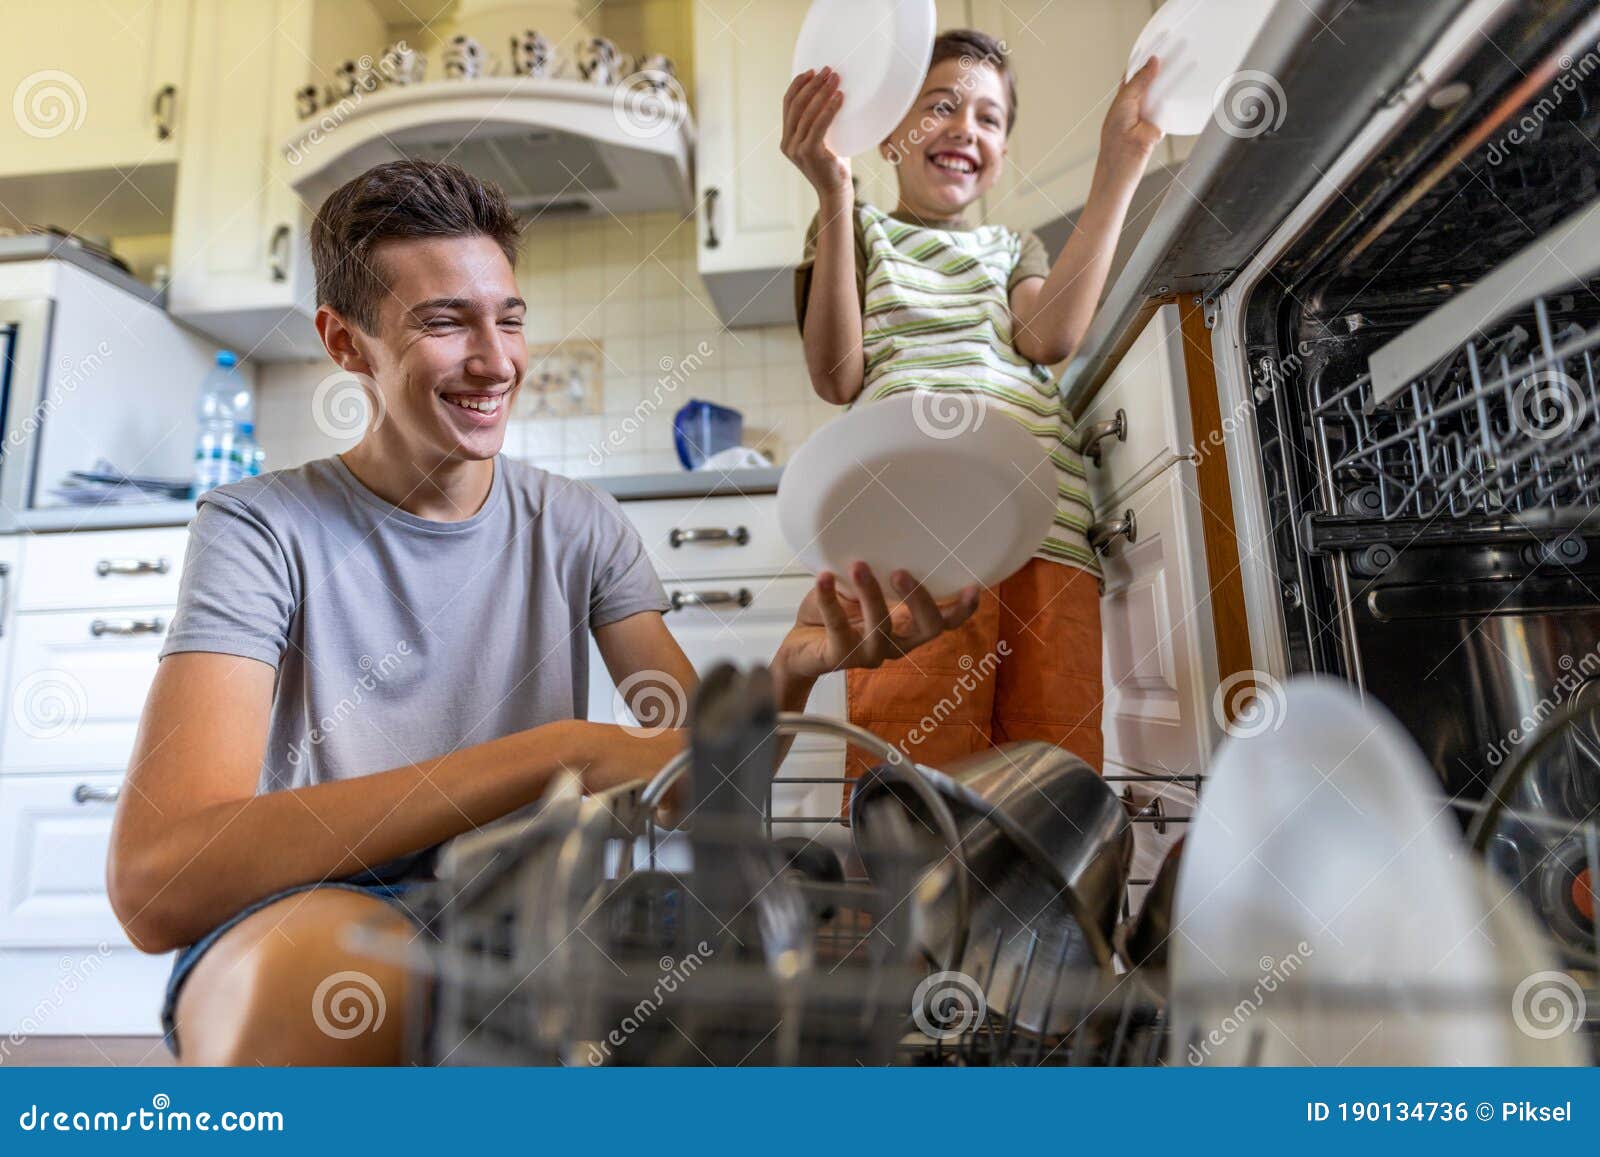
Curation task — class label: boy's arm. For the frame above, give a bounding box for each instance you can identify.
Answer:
[1011,58,1164,367]
[107,652,680,953]
[782,68,865,406]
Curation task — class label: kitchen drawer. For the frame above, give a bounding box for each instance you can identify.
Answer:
[1,607,170,772]
[17,527,189,612]
[0,771,129,948]
[0,948,170,1035]
[1078,303,1193,508]
[590,576,845,753]
[623,494,800,581]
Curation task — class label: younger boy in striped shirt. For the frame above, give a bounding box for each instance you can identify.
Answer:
[782,30,1163,774]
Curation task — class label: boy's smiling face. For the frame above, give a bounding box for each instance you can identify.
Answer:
[883,56,1010,218]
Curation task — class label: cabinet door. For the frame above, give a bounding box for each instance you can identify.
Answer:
[969,0,1156,232]
[0,772,130,947]
[1094,459,1220,779]
[0,0,190,178]
[1,608,171,772]
[694,0,816,277]
[167,0,319,358]
[1078,303,1192,505]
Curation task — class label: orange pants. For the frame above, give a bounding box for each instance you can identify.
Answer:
[845,558,1104,790]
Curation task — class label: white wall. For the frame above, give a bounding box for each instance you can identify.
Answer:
[255,209,839,477]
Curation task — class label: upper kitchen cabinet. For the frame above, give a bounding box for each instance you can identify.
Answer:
[694,0,969,328]
[692,0,813,328]
[968,0,1157,234]
[0,0,191,237]
[167,0,386,360]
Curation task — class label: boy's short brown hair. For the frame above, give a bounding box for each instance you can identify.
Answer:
[931,29,1018,133]
[310,159,522,334]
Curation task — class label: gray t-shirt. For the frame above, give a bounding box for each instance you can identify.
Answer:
[161,454,669,810]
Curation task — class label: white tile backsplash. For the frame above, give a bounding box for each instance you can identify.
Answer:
[256,211,840,477]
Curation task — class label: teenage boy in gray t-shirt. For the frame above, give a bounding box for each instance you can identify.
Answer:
[108,160,979,1066]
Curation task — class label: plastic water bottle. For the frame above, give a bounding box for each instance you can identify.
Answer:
[193,351,251,494]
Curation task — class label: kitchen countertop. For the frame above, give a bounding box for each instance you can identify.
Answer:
[0,467,784,534]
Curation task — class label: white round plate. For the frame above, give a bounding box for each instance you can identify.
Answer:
[777,395,1056,601]
[792,0,937,158]
[1125,0,1279,136]
[1169,678,1508,1065]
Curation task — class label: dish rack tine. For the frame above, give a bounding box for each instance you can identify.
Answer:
[1108,979,1140,1066]
[996,929,1040,1062]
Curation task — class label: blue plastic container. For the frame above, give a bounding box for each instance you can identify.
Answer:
[673,399,744,469]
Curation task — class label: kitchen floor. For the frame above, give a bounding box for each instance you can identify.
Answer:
[7,1037,173,1066]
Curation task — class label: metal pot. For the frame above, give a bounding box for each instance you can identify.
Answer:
[851,741,1132,1036]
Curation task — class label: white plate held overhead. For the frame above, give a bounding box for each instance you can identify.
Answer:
[777,394,1056,601]
[1126,0,1279,137]
[792,0,938,158]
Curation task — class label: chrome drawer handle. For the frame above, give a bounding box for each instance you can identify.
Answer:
[1082,409,1127,468]
[669,589,753,612]
[96,557,170,577]
[73,784,121,805]
[90,617,165,637]
[669,526,749,548]
[1089,510,1137,556]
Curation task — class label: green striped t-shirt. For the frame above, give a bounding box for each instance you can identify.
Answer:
[795,202,1098,577]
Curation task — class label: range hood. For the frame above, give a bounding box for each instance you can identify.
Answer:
[283,78,695,218]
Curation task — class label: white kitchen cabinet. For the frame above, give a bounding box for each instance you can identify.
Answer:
[1,608,171,773]
[0,771,128,947]
[624,492,801,582]
[15,527,188,613]
[0,0,191,180]
[1079,302,1193,499]
[167,0,385,360]
[1096,458,1220,781]
[969,0,1158,233]
[692,0,814,326]
[693,0,970,327]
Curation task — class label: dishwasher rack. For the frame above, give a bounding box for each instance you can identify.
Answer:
[1309,290,1600,535]
[366,710,1598,1066]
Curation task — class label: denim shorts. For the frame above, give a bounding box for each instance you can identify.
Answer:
[160,879,426,1058]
